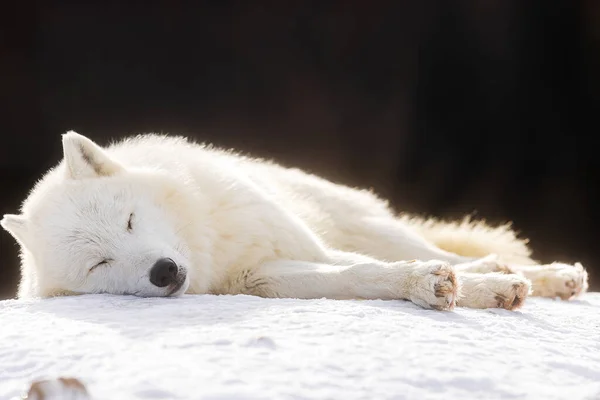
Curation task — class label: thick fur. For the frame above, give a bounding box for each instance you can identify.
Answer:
[0,132,589,311]
[400,215,536,265]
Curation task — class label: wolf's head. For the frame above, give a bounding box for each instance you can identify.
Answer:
[1,132,194,298]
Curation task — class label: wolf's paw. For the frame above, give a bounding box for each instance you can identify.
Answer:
[455,254,516,274]
[493,279,531,310]
[408,261,458,311]
[531,262,589,300]
[457,272,531,310]
[24,377,90,400]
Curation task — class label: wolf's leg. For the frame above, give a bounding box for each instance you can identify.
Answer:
[456,272,531,310]
[454,255,588,300]
[328,214,587,301]
[454,254,516,274]
[330,216,474,265]
[241,253,459,310]
[327,250,530,310]
[507,262,588,300]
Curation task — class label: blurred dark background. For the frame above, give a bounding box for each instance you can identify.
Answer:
[1,1,598,299]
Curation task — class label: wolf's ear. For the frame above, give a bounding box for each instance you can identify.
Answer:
[1,214,30,245]
[62,131,124,179]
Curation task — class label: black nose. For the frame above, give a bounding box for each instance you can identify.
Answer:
[149,258,178,287]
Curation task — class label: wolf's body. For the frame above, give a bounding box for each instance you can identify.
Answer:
[1,132,588,310]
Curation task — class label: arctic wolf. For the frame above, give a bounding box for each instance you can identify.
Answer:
[1,131,588,310]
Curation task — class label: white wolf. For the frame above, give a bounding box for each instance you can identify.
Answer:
[1,131,589,310]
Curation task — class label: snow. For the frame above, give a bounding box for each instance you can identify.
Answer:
[1,293,600,400]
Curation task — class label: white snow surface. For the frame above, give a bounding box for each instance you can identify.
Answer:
[1,293,600,400]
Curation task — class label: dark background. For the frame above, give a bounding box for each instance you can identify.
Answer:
[1,1,598,299]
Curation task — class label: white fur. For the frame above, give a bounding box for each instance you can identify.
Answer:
[0,131,589,310]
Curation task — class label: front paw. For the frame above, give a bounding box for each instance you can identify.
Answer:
[457,273,531,310]
[408,261,459,311]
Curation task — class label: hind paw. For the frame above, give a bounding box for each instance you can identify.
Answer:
[455,254,516,275]
[530,262,588,300]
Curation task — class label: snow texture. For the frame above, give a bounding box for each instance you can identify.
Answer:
[1,293,600,400]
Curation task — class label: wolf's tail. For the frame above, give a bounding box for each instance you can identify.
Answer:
[399,214,537,265]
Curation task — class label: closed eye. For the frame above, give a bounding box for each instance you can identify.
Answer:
[89,259,113,272]
[127,212,134,232]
